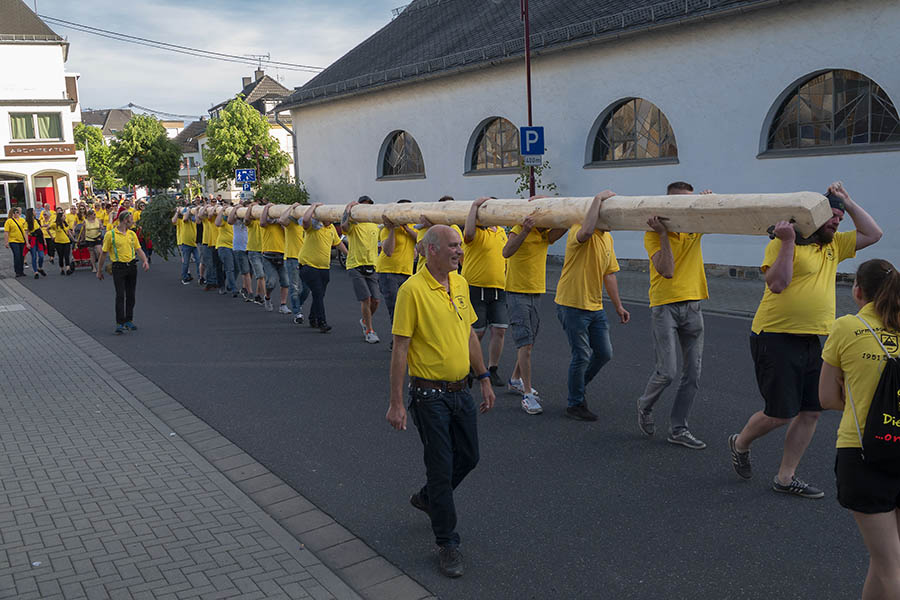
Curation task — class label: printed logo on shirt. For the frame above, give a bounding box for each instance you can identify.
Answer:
[825,247,835,261]
[454,294,469,310]
[882,333,899,354]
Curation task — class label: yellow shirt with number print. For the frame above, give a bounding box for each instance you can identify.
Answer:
[554,225,620,312]
[644,232,709,307]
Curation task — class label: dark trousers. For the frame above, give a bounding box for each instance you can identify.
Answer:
[46,238,55,259]
[299,265,330,324]
[55,242,71,270]
[213,247,225,289]
[409,387,479,548]
[9,242,25,275]
[112,262,137,324]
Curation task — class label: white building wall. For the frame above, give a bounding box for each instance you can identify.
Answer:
[0,45,67,100]
[290,0,900,269]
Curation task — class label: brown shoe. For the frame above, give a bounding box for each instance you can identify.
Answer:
[566,403,598,421]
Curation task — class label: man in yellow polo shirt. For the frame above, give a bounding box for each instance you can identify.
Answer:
[342,196,383,343]
[245,199,267,305]
[215,206,237,297]
[96,209,150,335]
[198,201,220,291]
[279,202,310,323]
[637,182,710,450]
[503,196,567,415]
[730,181,882,499]
[172,203,198,284]
[260,201,291,314]
[378,199,417,325]
[463,197,509,387]
[555,191,630,421]
[299,202,346,332]
[386,224,494,579]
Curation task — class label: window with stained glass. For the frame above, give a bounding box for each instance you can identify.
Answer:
[381,131,425,177]
[591,99,677,163]
[767,70,900,151]
[470,118,520,171]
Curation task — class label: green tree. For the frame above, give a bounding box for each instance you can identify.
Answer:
[202,97,290,188]
[73,122,122,196]
[515,152,558,199]
[136,193,178,260]
[256,175,308,205]
[182,179,203,201]
[110,114,181,191]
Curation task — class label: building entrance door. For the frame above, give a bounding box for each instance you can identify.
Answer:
[1,177,27,218]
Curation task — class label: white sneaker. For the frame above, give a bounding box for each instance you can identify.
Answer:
[521,393,543,415]
[508,378,539,396]
[278,304,292,315]
[293,313,304,325]
[365,331,380,344]
[264,299,274,312]
[359,318,367,336]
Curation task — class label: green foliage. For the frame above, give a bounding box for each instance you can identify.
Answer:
[515,153,558,198]
[255,175,308,205]
[182,180,203,201]
[137,194,179,260]
[110,115,181,190]
[74,122,122,194]
[202,97,290,187]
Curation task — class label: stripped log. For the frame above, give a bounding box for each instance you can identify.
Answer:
[191,192,831,237]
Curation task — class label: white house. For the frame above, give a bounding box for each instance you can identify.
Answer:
[0,0,83,216]
[279,0,900,269]
[173,118,206,193]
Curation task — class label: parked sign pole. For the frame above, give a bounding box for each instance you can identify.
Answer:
[522,0,535,197]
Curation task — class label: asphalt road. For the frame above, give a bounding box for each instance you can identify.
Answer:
[22,256,867,600]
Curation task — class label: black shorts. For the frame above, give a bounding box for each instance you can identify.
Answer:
[470,286,508,330]
[749,332,822,419]
[835,448,900,513]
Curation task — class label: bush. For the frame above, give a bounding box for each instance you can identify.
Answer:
[256,175,309,205]
[138,194,179,260]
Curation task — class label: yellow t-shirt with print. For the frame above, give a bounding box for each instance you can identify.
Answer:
[261,222,285,254]
[416,225,463,272]
[283,221,305,260]
[822,303,900,448]
[4,217,27,243]
[644,232,709,307]
[751,231,857,335]
[215,219,234,250]
[505,226,550,294]
[376,225,415,276]
[246,220,262,252]
[461,227,507,289]
[344,221,379,269]
[392,267,477,381]
[102,229,140,263]
[49,219,71,244]
[298,224,340,269]
[554,225,620,311]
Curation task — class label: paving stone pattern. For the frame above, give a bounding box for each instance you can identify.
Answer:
[0,280,357,600]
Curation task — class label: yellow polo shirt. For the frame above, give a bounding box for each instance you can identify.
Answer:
[283,221,305,260]
[133,209,142,224]
[65,213,78,230]
[751,231,857,335]
[416,225,463,272]
[461,227,507,289]
[174,217,184,246]
[102,229,140,263]
[644,232,709,307]
[180,217,197,247]
[261,222,285,254]
[95,209,108,224]
[554,225,620,311]
[376,226,415,276]
[344,221,379,269]
[298,224,340,269]
[216,219,234,250]
[392,267,477,381]
[247,220,262,252]
[505,226,551,294]
[823,303,900,448]
[39,211,52,233]
[4,217,27,243]
[49,219,71,244]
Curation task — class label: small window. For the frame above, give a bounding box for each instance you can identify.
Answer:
[766,70,900,152]
[379,130,425,178]
[10,113,62,140]
[589,98,677,164]
[469,117,520,171]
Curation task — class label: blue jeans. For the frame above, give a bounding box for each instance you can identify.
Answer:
[29,243,44,272]
[9,242,25,275]
[201,244,217,286]
[408,386,479,548]
[180,244,198,280]
[217,247,236,292]
[556,305,613,407]
[285,258,310,315]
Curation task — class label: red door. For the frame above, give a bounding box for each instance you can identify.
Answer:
[36,186,56,210]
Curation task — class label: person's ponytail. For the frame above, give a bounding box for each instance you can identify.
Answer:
[856,259,900,333]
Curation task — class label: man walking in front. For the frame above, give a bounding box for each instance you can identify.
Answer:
[386,225,495,579]
[637,182,710,449]
[729,181,882,498]
[342,196,382,343]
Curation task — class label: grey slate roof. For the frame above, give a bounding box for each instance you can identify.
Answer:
[210,74,291,113]
[173,120,208,153]
[280,0,787,110]
[0,0,63,41]
[81,109,135,137]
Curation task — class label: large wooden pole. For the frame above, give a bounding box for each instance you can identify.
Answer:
[191,192,831,237]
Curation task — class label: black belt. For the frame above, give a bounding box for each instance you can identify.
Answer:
[409,376,467,393]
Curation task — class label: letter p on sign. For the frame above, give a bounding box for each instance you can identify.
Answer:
[520,126,545,156]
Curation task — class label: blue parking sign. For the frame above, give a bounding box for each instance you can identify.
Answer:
[520,126,544,155]
[242,182,252,192]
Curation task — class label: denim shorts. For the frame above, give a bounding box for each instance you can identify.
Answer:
[507,292,540,347]
[262,254,289,289]
[234,250,250,275]
[248,251,265,280]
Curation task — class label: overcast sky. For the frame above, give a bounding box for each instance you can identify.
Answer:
[35,0,400,120]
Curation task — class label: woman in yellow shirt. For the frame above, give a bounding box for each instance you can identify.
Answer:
[49,208,74,275]
[24,207,47,278]
[4,206,29,277]
[83,209,105,273]
[820,259,900,600]
[96,209,150,335]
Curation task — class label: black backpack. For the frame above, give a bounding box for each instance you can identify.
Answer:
[846,315,900,474]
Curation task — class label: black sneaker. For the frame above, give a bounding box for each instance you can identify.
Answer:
[181,278,191,285]
[309,319,319,329]
[637,399,655,436]
[729,434,752,480]
[566,403,598,421]
[772,476,824,499]
[319,322,332,333]
[198,277,206,286]
[253,295,264,305]
[488,367,504,388]
[438,546,464,578]
[409,492,429,515]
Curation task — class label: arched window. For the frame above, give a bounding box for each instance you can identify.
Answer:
[378,130,425,179]
[766,69,900,153]
[587,98,677,165]
[469,117,520,172]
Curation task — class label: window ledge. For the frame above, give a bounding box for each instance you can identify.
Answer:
[463,167,520,176]
[757,143,900,159]
[376,173,426,181]
[8,139,65,144]
[584,157,679,169]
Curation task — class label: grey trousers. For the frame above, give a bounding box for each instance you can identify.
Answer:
[638,300,704,434]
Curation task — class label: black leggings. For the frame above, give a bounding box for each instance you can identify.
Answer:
[55,242,71,269]
[300,265,330,324]
[112,261,138,324]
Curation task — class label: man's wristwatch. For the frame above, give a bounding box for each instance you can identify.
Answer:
[476,372,491,381]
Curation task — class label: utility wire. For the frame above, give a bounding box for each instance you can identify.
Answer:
[40,14,325,73]
[124,103,204,120]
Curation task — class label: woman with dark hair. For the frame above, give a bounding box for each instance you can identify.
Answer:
[24,208,47,278]
[820,258,900,600]
[49,208,73,275]
[3,206,28,277]
[83,209,104,272]
[96,209,150,335]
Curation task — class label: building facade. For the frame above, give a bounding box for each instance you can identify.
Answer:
[281,0,900,268]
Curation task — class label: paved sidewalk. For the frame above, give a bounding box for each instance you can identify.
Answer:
[0,277,370,600]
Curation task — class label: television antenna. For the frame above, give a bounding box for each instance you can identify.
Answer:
[244,53,270,69]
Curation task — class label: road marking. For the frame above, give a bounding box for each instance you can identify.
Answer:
[0,303,27,312]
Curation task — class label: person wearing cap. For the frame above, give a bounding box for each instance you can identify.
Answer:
[342,196,383,343]
[377,199,417,325]
[729,181,882,498]
[386,224,495,579]
[97,208,150,335]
